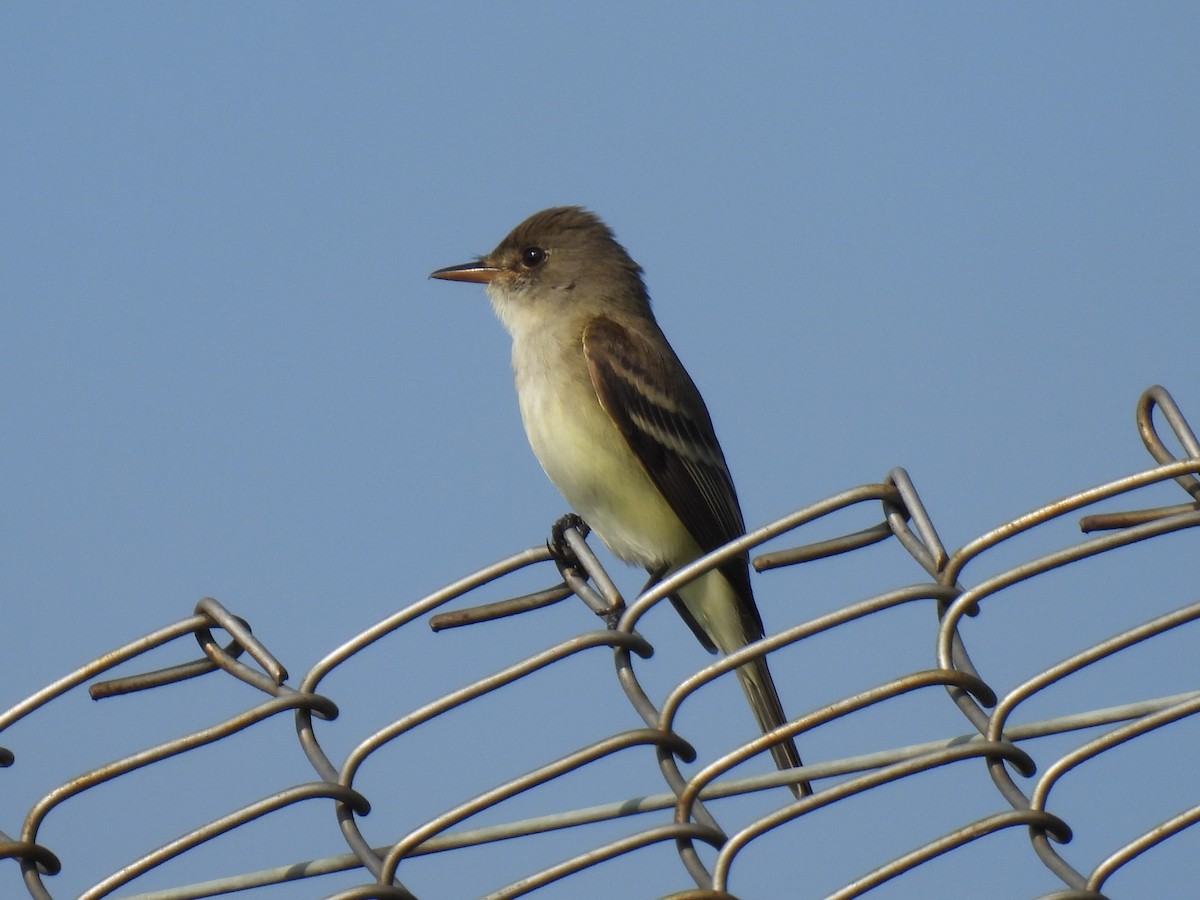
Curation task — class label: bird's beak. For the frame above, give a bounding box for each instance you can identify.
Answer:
[429,261,500,284]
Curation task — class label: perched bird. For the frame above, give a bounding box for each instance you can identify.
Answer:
[431,206,808,796]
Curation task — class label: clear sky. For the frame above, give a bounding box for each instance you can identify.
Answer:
[3,4,1198,898]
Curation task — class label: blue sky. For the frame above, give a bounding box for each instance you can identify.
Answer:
[3,4,1198,898]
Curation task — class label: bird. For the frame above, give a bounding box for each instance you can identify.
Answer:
[430,206,808,796]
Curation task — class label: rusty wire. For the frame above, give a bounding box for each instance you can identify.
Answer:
[1,384,1197,899]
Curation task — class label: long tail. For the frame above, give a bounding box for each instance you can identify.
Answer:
[672,566,811,796]
[735,654,812,797]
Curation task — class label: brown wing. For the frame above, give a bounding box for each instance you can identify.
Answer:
[582,315,762,646]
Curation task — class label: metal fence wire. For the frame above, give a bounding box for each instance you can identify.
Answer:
[2,384,1198,899]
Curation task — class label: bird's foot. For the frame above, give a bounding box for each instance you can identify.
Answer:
[548,515,623,624]
[548,513,590,568]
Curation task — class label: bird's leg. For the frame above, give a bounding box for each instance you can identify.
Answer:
[639,564,669,596]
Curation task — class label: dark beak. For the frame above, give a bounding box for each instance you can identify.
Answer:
[429,261,500,284]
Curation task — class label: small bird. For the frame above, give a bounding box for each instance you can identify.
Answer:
[431,206,808,796]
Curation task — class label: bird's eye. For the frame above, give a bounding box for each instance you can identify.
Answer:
[521,246,546,268]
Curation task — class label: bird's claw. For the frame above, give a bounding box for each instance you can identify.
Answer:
[549,514,590,567]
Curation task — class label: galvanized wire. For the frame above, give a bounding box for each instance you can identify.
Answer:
[1,384,1197,899]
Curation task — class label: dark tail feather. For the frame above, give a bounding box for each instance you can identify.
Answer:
[735,655,812,797]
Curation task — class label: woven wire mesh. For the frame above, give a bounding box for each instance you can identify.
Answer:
[2,384,1197,899]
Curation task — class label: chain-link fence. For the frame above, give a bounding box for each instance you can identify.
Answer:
[3,385,1197,899]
